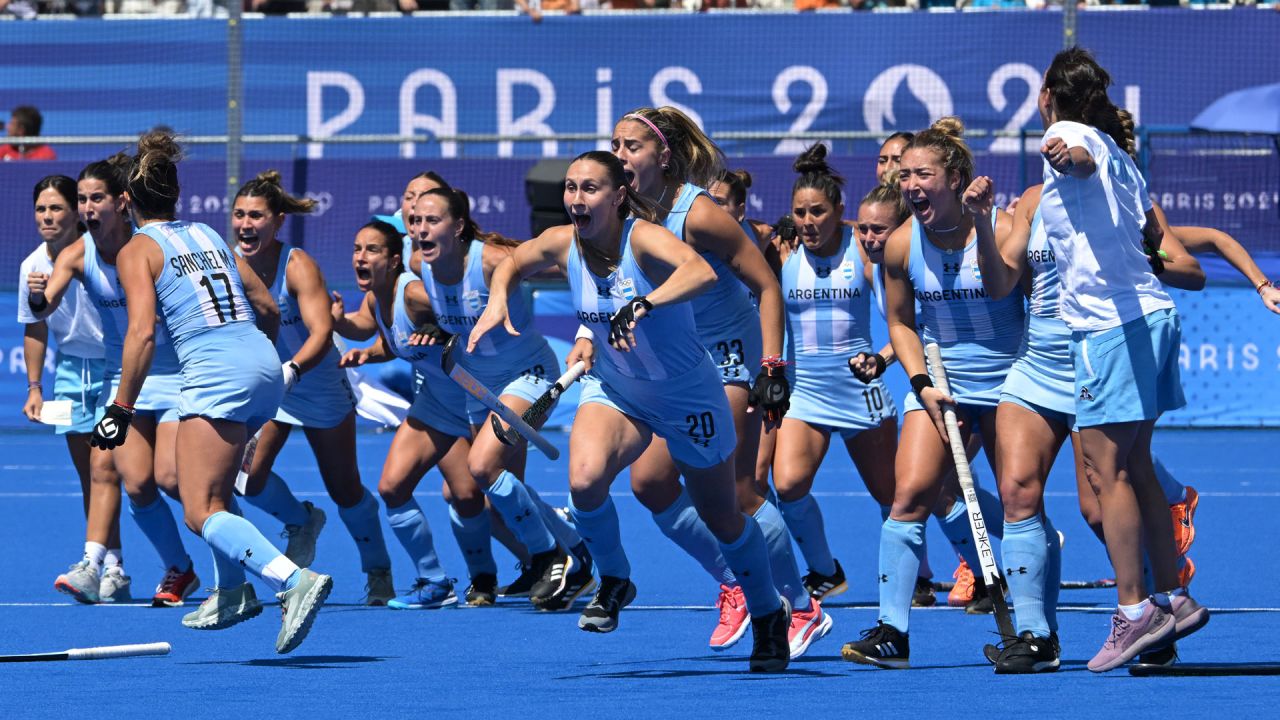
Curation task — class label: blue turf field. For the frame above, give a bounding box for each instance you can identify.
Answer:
[2,427,1278,716]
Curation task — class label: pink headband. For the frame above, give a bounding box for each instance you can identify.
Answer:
[624,113,668,148]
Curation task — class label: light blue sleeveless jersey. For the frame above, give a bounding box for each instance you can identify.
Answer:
[139,221,254,349]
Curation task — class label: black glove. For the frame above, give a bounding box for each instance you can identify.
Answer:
[1143,238,1168,275]
[849,352,887,383]
[748,365,790,425]
[608,296,653,346]
[91,402,135,450]
[774,214,797,244]
[412,318,454,345]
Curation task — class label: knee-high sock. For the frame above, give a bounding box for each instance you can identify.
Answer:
[129,495,191,571]
[886,504,933,581]
[1002,515,1050,638]
[878,518,924,632]
[651,487,735,585]
[977,485,1005,540]
[1154,456,1186,506]
[484,471,555,555]
[449,504,497,578]
[1043,513,1061,633]
[778,493,837,576]
[386,498,446,582]
[719,516,783,618]
[569,496,629,578]
[940,499,987,572]
[525,485,584,557]
[337,488,391,573]
[754,501,810,610]
[212,496,247,588]
[201,511,298,593]
[243,472,310,526]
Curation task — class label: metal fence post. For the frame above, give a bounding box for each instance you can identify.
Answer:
[226,4,244,239]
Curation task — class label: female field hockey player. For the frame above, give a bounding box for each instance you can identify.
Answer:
[604,108,818,657]
[334,219,504,608]
[18,176,119,600]
[29,157,200,608]
[96,131,331,651]
[411,186,594,610]
[1035,48,1209,672]
[770,144,899,619]
[876,132,913,184]
[232,171,394,605]
[469,150,792,672]
[841,117,1021,669]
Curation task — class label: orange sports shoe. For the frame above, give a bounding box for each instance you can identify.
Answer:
[710,584,749,651]
[152,564,199,607]
[1170,485,1199,558]
[948,559,976,607]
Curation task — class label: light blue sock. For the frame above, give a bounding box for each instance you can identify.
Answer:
[1002,515,1050,638]
[201,511,298,593]
[651,487,735,585]
[485,471,555,555]
[386,498,447,582]
[754,501,809,610]
[778,493,837,576]
[213,497,247,589]
[878,518,925,633]
[1154,456,1185,506]
[977,485,1005,540]
[525,485,584,556]
[719,516,782,617]
[337,489,391,573]
[129,495,191,572]
[448,504,498,578]
[243,472,310,526]
[569,496,630,578]
[940,500,984,572]
[1043,513,1061,633]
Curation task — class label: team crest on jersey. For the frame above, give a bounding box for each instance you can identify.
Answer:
[841,262,855,281]
[615,278,637,301]
[971,262,982,282]
[462,289,482,312]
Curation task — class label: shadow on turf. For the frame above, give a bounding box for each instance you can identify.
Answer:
[183,655,389,669]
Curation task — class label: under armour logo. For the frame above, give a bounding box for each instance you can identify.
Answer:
[596,284,611,299]
[240,548,253,567]
[815,265,832,279]
[1080,387,1094,401]
[1006,566,1028,575]
[943,262,962,274]
[879,574,888,583]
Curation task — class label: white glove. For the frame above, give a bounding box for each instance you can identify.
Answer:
[282,361,301,392]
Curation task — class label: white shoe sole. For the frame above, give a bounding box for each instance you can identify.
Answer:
[789,611,834,659]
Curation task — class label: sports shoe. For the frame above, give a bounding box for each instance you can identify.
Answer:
[1177,555,1196,588]
[841,621,910,669]
[994,631,1060,674]
[498,562,537,598]
[363,569,395,606]
[578,576,636,633]
[182,583,263,630]
[1168,592,1210,639]
[1087,604,1175,673]
[99,566,132,603]
[152,563,199,607]
[788,598,833,658]
[802,559,848,601]
[1170,485,1199,557]
[275,569,333,654]
[464,573,498,607]
[387,577,458,610]
[984,631,1059,665]
[1137,643,1178,667]
[948,560,975,607]
[281,501,326,568]
[965,576,994,615]
[55,560,101,604]
[527,547,572,604]
[911,576,936,607]
[709,584,749,651]
[749,596,791,673]
[533,549,596,612]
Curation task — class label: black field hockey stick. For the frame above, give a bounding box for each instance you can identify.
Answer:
[924,342,1017,641]
[441,336,560,460]
[492,361,587,447]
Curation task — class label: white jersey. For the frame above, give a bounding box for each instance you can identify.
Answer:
[17,243,105,359]
[1039,120,1173,332]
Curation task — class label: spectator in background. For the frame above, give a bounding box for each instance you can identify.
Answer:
[0,0,38,18]
[2,106,57,161]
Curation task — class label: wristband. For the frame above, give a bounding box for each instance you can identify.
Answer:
[760,354,788,371]
[1257,279,1272,294]
[28,295,48,313]
[27,381,42,391]
[910,374,934,396]
[575,324,594,341]
[870,353,887,376]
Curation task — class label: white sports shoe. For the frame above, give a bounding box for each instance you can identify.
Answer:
[99,566,133,603]
[281,501,326,568]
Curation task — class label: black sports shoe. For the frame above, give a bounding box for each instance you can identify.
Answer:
[1137,642,1178,667]
[527,548,572,604]
[965,577,994,615]
[498,562,537,598]
[985,631,1059,664]
[802,559,848,601]
[841,621,910,669]
[912,576,937,608]
[577,576,635,633]
[534,545,596,612]
[464,573,498,607]
[994,631,1060,674]
[749,596,791,673]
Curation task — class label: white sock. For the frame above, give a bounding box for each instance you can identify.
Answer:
[1119,598,1150,621]
[83,541,107,571]
[104,548,124,570]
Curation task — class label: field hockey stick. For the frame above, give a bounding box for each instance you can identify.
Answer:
[234,427,262,496]
[0,641,170,663]
[1131,662,1280,677]
[491,361,586,447]
[441,336,560,460]
[924,342,1016,640]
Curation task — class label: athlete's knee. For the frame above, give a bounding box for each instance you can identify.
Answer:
[377,477,412,509]
[998,469,1043,521]
[467,454,505,487]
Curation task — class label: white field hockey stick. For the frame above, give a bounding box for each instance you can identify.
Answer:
[0,641,170,663]
[234,427,262,496]
[924,342,1016,640]
[491,361,586,447]
[441,336,560,460]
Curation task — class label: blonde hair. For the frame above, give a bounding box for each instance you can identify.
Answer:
[902,116,974,199]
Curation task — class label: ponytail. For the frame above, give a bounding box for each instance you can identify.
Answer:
[623,107,725,188]
[127,130,183,220]
[236,170,317,215]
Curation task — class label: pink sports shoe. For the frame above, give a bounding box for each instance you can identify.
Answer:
[710,584,749,651]
[787,598,834,659]
[1087,603,1175,673]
